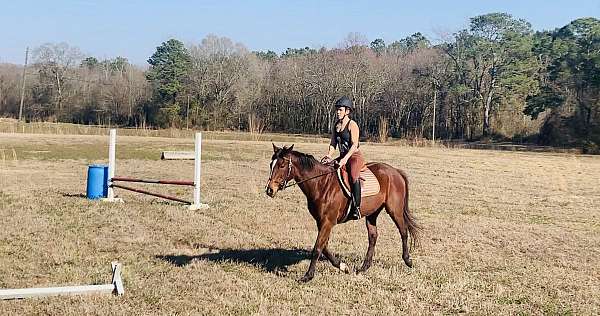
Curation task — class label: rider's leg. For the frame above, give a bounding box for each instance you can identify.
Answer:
[349,179,362,220]
[347,153,364,220]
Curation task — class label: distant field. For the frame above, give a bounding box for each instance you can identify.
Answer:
[0,118,331,144]
[0,131,598,315]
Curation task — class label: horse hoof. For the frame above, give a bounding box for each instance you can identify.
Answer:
[404,258,413,268]
[355,265,369,274]
[299,275,313,283]
[339,262,350,274]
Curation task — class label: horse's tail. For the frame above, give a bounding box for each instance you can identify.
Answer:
[398,168,420,249]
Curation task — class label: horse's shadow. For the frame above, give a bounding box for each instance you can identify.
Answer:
[156,248,311,273]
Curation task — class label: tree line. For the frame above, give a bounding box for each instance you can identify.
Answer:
[0,13,598,151]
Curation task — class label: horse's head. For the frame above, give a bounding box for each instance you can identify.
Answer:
[265,143,295,198]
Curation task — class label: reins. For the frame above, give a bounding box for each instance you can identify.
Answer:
[283,169,336,189]
[282,160,337,189]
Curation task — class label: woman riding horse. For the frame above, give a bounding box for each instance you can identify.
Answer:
[322,96,365,221]
[265,99,419,282]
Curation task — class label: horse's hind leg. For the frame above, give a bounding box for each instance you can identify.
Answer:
[386,197,413,268]
[357,207,382,274]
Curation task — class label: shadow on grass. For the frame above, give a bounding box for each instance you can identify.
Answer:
[157,248,311,272]
[60,192,87,198]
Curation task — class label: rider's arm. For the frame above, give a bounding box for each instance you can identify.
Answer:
[341,121,360,161]
[326,129,337,159]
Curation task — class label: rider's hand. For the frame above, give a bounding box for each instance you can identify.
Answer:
[338,157,348,168]
[320,155,332,164]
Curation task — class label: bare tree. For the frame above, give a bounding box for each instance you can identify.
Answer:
[32,42,84,119]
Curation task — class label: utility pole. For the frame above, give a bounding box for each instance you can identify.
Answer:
[186,94,190,130]
[18,47,29,121]
[432,89,437,143]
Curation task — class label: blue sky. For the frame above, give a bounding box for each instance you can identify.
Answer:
[2,0,599,66]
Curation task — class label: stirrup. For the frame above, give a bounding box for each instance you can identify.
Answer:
[347,206,361,220]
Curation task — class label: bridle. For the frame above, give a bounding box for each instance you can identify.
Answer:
[268,156,337,191]
[267,156,294,191]
[279,157,294,190]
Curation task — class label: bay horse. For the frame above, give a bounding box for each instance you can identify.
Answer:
[265,144,419,282]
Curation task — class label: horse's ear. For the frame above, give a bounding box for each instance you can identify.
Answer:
[289,144,294,151]
[272,143,279,153]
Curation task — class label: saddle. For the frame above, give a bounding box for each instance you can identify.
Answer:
[335,163,381,223]
[336,163,381,199]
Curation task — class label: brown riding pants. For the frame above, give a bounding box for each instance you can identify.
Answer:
[343,150,366,182]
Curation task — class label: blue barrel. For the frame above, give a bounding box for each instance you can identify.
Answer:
[87,164,109,199]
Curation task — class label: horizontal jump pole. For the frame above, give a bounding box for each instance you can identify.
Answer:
[0,284,115,300]
[0,262,124,300]
[161,151,194,160]
[112,176,194,186]
[111,183,192,205]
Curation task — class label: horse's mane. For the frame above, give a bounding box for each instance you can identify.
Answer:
[291,151,318,170]
[274,146,326,171]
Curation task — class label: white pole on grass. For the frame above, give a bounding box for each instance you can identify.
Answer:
[189,132,209,210]
[0,262,124,300]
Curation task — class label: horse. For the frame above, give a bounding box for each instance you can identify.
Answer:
[265,144,419,282]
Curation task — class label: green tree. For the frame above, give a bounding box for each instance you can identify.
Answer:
[146,39,191,105]
[254,50,278,61]
[281,47,317,58]
[465,13,535,137]
[110,56,129,73]
[146,39,191,127]
[81,56,99,70]
[370,38,386,56]
[526,18,600,146]
[389,32,430,54]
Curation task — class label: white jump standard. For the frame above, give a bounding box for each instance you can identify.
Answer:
[102,129,209,210]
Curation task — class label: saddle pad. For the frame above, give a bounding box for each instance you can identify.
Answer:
[337,166,381,198]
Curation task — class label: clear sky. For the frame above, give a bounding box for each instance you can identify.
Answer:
[1,0,599,66]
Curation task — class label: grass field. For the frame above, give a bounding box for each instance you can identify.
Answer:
[0,131,598,315]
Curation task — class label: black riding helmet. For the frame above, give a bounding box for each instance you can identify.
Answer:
[334,96,354,111]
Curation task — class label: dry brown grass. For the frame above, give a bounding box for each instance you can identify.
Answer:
[0,131,598,315]
[0,118,329,144]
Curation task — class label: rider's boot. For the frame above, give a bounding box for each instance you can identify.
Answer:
[348,180,362,220]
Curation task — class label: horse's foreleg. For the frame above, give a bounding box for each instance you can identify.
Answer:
[300,221,333,282]
[357,212,379,273]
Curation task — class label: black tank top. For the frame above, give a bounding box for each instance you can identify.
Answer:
[335,120,358,156]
